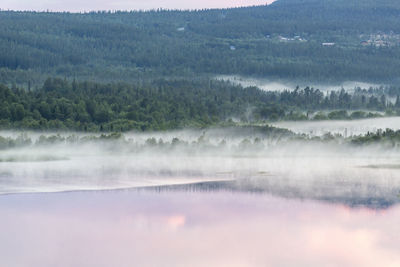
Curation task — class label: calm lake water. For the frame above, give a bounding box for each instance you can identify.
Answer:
[1,187,399,267]
[1,125,400,266]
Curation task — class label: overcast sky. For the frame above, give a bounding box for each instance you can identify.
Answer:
[1,0,276,12]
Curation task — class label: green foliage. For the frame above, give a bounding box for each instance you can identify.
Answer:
[1,78,399,131]
[0,78,277,131]
[313,112,328,120]
[351,128,400,146]
[2,0,400,85]
[327,110,348,120]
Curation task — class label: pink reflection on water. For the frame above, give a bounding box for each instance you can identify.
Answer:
[0,191,399,267]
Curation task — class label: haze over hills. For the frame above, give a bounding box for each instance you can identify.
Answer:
[3,3,400,266]
[3,0,400,132]
[1,0,400,86]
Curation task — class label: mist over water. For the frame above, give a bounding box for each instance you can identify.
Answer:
[1,123,400,208]
[1,123,400,266]
[2,2,400,266]
[272,117,400,136]
[216,75,383,93]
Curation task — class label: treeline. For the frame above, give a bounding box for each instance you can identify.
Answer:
[2,0,400,85]
[1,78,400,131]
[0,78,282,131]
[3,127,400,153]
[351,128,400,146]
[0,125,293,152]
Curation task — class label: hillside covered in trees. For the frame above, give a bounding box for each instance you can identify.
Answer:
[2,0,400,86]
[1,78,399,131]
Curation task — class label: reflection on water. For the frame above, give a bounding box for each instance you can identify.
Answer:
[2,154,400,207]
[143,178,400,209]
[1,128,400,266]
[0,190,399,267]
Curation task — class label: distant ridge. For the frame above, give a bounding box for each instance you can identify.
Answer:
[1,0,400,85]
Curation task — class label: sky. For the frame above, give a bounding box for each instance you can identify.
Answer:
[1,0,276,12]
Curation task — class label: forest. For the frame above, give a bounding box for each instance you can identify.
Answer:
[2,125,400,151]
[1,0,400,86]
[2,0,400,131]
[0,78,399,131]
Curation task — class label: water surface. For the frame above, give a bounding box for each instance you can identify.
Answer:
[2,129,400,266]
[0,189,399,267]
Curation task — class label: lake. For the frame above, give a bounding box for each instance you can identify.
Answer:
[1,127,400,266]
[1,187,399,267]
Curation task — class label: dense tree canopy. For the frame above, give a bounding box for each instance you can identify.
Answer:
[1,0,400,86]
[0,78,398,131]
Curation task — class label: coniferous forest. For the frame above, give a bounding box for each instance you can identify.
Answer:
[1,78,399,131]
[2,0,400,130]
[2,0,400,86]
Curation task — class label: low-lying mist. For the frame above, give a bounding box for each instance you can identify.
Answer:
[271,116,400,136]
[216,75,384,93]
[1,126,400,207]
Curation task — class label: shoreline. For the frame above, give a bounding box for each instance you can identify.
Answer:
[0,178,236,197]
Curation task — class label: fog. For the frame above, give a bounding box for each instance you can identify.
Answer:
[216,75,383,93]
[1,126,400,208]
[271,116,400,136]
[2,126,400,266]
